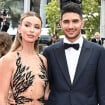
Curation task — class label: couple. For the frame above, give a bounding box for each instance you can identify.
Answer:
[0,2,105,105]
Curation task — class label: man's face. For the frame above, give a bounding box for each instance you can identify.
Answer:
[95,34,100,39]
[0,15,6,20]
[60,12,84,42]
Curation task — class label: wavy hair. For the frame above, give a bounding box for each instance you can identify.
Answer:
[10,11,42,52]
[0,32,12,57]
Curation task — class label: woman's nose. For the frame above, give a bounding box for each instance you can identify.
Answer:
[30,27,34,32]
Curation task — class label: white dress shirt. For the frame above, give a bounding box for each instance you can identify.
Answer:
[64,36,83,83]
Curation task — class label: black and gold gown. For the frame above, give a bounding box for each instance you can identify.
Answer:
[10,52,48,105]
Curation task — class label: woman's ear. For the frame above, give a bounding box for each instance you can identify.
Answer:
[17,25,21,34]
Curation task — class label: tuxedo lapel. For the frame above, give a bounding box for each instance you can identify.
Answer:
[73,39,91,86]
[54,41,72,87]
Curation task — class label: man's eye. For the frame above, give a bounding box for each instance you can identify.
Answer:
[63,20,69,24]
[73,20,79,23]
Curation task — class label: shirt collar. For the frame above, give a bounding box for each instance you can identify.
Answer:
[63,36,83,48]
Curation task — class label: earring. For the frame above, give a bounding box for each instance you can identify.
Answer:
[18,33,22,40]
[18,33,21,36]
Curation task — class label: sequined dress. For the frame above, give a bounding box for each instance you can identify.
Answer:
[10,52,48,105]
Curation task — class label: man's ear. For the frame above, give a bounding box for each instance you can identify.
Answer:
[81,20,85,29]
[59,20,62,28]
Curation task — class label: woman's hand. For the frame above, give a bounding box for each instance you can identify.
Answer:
[8,91,16,105]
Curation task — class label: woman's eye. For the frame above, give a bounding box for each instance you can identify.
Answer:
[24,23,41,29]
[25,24,29,27]
[35,25,41,29]
[34,25,41,29]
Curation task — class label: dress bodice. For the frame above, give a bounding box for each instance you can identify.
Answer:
[10,52,48,105]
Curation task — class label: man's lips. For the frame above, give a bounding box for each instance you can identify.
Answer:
[67,31,75,34]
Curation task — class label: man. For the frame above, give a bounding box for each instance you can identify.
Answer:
[43,2,105,105]
[91,32,102,45]
[0,9,10,32]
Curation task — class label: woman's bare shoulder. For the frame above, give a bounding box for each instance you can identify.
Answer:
[39,54,47,70]
[39,54,47,62]
[0,52,18,76]
[0,52,17,65]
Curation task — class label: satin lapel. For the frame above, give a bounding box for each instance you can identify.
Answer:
[73,39,91,86]
[54,41,72,87]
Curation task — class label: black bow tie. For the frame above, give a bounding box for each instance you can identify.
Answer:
[64,43,79,50]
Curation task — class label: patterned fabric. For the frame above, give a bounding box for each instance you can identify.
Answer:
[10,52,48,105]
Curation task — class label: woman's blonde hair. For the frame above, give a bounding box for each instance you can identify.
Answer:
[10,11,42,52]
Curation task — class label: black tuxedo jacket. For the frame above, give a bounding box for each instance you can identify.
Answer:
[43,38,105,105]
[91,38,102,45]
[0,19,9,32]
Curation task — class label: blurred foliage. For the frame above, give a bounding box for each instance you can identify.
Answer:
[45,0,61,36]
[82,0,101,40]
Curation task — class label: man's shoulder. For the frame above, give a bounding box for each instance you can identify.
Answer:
[85,39,104,50]
[91,38,96,42]
[43,40,63,54]
[48,40,62,49]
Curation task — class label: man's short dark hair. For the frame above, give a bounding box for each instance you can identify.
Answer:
[61,2,82,19]
[0,9,8,16]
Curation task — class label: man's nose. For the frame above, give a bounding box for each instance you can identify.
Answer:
[68,23,74,28]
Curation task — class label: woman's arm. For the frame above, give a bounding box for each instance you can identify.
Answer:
[44,83,50,100]
[0,55,13,105]
[39,54,50,100]
[8,90,16,105]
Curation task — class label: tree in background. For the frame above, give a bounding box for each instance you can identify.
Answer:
[82,0,100,40]
[45,0,61,36]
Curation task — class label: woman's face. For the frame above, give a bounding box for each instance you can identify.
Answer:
[18,16,42,43]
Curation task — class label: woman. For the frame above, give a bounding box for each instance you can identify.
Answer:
[0,32,12,58]
[0,11,49,105]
